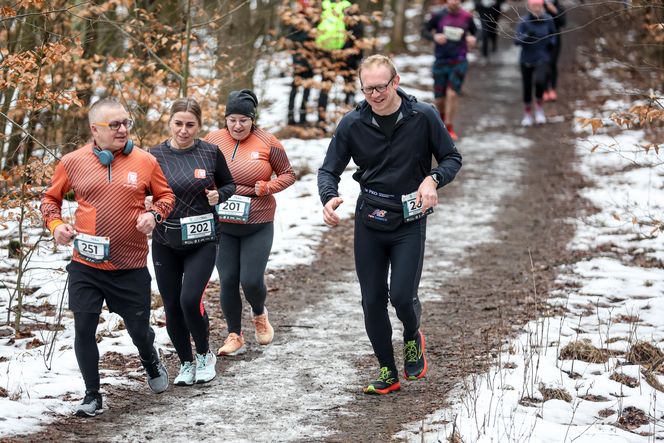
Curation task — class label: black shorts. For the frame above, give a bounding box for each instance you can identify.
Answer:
[66,260,152,318]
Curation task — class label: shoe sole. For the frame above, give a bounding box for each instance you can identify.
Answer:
[217,345,246,356]
[74,408,103,417]
[195,374,216,384]
[363,382,401,395]
[255,335,274,345]
[405,332,428,380]
[174,379,195,386]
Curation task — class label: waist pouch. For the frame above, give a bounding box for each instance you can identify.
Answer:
[358,194,404,232]
[159,220,218,250]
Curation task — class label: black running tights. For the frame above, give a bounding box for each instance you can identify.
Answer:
[217,223,273,335]
[520,62,549,105]
[74,312,156,392]
[152,241,216,362]
[354,214,425,371]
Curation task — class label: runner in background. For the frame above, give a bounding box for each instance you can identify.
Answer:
[474,0,505,60]
[515,0,556,126]
[543,0,566,102]
[422,0,477,141]
[205,90,296,356]
[284,0,316,125]
[40,98,175,416]
[148,98,235,386]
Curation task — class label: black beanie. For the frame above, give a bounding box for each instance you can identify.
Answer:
[225,89,258,119]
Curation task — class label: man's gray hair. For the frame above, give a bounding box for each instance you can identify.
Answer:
[88,98,126,125]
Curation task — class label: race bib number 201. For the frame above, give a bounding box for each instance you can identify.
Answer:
[74,233,110,263]
[217,195,251,223]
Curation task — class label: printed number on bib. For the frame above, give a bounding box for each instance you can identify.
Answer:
[443,26,464,42]
[217,195,251,223]
[74,233,110,263]
[180,213,216,245]
[401,191,434,223]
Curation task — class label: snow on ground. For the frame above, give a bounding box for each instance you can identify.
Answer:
[396,75,664,441]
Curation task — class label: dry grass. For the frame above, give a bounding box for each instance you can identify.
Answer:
[617,406,650,431]
[609,372,640,388]
[615,314,641,324]
[598,408,615,418]
[559,339,610,363]
[626,341,664,371]
[642,370,664,393]
[447,430,464,443]
[539,383,572,403]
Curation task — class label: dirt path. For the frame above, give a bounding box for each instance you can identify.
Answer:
[11,11,594,443]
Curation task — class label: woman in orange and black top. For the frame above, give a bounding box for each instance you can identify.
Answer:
[205,89,295,356]
[150,98,235,386]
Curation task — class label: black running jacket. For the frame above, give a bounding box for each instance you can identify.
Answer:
[318,89,462,206]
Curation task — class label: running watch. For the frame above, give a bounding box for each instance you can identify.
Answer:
[430,172,441,185]
[149,210,163,223]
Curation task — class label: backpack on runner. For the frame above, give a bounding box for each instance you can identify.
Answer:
[315,0,352,51]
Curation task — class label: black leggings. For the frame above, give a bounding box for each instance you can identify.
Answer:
[68,263,156,392]
[152,241,216,362]
[520,62,549,105]
[479,16,498,57]
[217,223,273,334]
[354,212,425,371]
[74,312,156,392]
[548,37,562,90]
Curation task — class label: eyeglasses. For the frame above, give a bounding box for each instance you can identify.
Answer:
[95,119,134,131]
[360,76,395,95]
[226,117,252,126]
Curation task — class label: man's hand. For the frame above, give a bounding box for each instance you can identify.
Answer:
[53,223,77,245]
[323,197,344,227]
[466,35,477,49]
[144,195,153,210]
[136,212,156,234]
[415,176,439,213]
[433,33,447,45]
[205,189,219,206]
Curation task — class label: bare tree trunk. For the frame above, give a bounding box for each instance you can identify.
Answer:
[215,0,255,105]
[391,0,407,53]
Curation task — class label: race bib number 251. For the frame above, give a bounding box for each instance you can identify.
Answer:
[74,233,110,263]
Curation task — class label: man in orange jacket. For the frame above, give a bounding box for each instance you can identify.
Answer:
[41,98,175,417]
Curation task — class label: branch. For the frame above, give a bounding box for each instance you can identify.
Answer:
[0,2,92,24]
[0,109,60,158]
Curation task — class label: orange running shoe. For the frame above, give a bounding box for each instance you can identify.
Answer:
[217,332,246,356]
[252,308,274,345]
[404,331,428,380]
[446,124,459,141]
[363,367,401,395]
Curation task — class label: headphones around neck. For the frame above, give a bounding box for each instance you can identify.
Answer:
[92,140,134,166]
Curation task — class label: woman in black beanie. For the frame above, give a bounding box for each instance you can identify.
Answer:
[205,89,296,356]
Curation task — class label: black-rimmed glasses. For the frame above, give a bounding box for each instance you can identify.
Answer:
[360,76,395,95]
[95,119,134,131]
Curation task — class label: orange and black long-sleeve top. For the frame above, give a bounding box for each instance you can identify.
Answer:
[41,143,175,270]
[204,127,295,224]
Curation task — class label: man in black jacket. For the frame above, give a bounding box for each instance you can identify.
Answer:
[318,54,462,395]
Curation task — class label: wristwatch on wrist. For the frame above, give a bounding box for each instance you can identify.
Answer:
[430,172,441,185]
[149,210,163,223]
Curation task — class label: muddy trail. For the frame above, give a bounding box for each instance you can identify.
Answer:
[10,10,595,443]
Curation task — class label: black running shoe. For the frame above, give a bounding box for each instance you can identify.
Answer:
[74,390,103,417]
[363,367,401,395]
[404,331,428,380]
